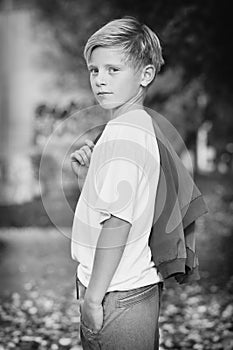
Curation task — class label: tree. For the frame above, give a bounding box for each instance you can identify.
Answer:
[33,0,233,150]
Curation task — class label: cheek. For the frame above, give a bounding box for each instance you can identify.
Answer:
[90,77,96,90]
[120,77,140,95]
[115,75,133,89]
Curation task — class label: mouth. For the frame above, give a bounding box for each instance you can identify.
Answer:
[97,92,113,95]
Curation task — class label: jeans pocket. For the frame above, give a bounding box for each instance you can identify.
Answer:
[80,319,102,349]
[80,317,101,336]
[80,300,106,337]
[116,283,158,308]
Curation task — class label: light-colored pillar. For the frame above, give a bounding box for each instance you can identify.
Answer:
[0,7,38,204]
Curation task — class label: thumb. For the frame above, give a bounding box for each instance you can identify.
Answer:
[71,160,80,177]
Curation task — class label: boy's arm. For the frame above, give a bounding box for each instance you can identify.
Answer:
[85,214,131,304]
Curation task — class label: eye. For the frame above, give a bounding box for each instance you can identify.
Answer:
[108,67,119,73]
[89,68,98,75]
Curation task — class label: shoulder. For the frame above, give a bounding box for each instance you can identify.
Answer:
[105,110,156,142]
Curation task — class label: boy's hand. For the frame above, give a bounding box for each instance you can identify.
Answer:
[70,139,94,168]
[79,299,104,333]
[70,139,94,187]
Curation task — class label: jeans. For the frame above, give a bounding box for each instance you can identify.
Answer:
[76,277,163,350]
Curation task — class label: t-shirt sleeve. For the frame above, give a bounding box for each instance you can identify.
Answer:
[94,156,140,225]
[91,125,143,225]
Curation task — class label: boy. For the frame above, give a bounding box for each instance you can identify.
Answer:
[70,17,207,350]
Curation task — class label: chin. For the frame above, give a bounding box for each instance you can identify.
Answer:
[98,101,123,110]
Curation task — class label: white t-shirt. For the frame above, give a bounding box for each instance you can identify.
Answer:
[71,109,162,291]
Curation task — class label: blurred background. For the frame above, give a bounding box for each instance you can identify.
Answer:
[0,1,233,349]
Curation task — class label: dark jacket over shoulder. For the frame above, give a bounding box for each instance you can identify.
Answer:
[149,113,208,284]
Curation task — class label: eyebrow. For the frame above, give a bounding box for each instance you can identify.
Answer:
[87,63,125,69]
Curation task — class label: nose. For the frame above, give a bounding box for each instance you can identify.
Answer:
[95,71,107,87]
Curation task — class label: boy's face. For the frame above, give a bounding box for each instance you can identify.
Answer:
[87,46,143,110]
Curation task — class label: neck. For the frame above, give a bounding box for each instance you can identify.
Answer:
[110,87,145,119]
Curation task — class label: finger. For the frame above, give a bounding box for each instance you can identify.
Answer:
[77,146,92,166]
[84,139,95,149]
[70,151,85,165]
[81,145,92,160]
[70,151,81,161]
[71,145,92,166]
[78,149,90,166]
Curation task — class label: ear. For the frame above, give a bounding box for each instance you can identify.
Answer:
[140,65,156,87]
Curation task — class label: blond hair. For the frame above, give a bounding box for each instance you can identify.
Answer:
[84,16,164,75]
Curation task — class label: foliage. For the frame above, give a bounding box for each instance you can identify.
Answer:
[31,0,233,150]
[33,0,233,91]
[0,173,233,349]
[0,279,233,350]
[2,0,233,145]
